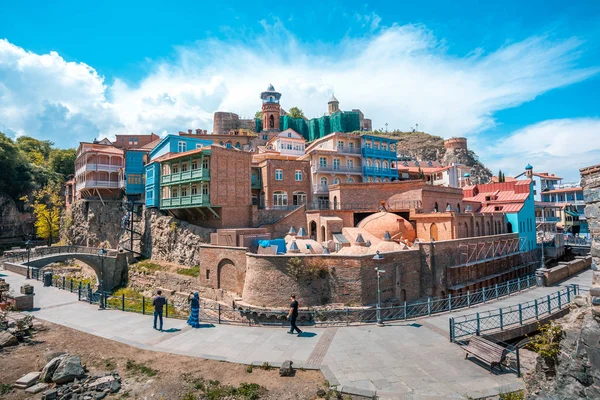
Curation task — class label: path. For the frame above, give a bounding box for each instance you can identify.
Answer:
[1,269,591,400]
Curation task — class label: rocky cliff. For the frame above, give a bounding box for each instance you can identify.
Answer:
[62,200,123,248]
[365,130,493,184]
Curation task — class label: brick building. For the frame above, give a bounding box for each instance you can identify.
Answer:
[113,133,160,150]
[74,142,124,200]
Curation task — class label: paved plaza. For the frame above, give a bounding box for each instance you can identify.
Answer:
[1,269,591,399]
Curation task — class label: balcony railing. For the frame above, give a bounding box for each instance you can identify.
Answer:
[75,163,123,176]
[536,217,560,223]
[312,184,330,194]
[77,181,120,190]
[119,180,126,189]
[160,195,210,209]
[362,148,397,159]
[161,168,209,185]
[334,146,361,154]
[362,166,399,177]
[312,165,363,174]
[251,177,261,189]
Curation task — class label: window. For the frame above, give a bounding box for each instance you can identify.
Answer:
[337,140,344,149]
[196,144,203,149]
[181,186,188,197]
[295,170,302,181]
[367,159,372,167]
[134,138,138,144]
[375,160,381,168]
[383,161,388,169]
[333,159,340,170]
[366,141,371,148]
[368,177,373,182]
[181,163,188,172]
[235,142,241,148]
[172,164,179,174]
[262,135,268,140]
[374,143,379,150]
[320,177,328,186]
[129,138,133,145]
[348,177,354,183]
[206,269,210,280]
[288,132,292,137]
[382,143,387,150]
[226,142,232,149]
[334,178,341,184]
[383,178,389,182]
[172,187,179,197]
[203,158,209,170]
[191,185,198,195]
[375,178,381,183]
[319,157,327,168]
[147,190,153,200]
[275,169,283,180]
[273,191,288,206]
[202,183,209,196]
[162,165,170,175]
[347,159,354,168]
[127,174,141,185]
[349,142,354,151]
[191,161,198,170]
[293,192,307,205]
[178,141,187,153]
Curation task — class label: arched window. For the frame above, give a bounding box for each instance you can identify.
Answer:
[475,221,480,236]
[464,222,469,237]
[430,223,438,241]
[334,178,341,184]
[333,196,338,210]
[486,221,491,236]
[269,114,275,128]
[368,177,373,182]
[375,160,381,168]
[320,177,328,186]
[235,142,241,148]
[367,159,372,167]
[434,202,439,212]
[348,177,354,183]
[292,191,307,205]
[383,178,389,182]
[457,204,461,213]
[383,161,388,168]
[507,221,513,233]
[375,178,381,183]
[272,191,287,207]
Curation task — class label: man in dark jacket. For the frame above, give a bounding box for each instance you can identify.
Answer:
[152,290,167,331]
[287,295,302,336]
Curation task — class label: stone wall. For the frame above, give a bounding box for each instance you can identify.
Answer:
[198,245,247,295]
[581,164,600,262]
[539,256,592,286]
[260,206,308,237]
[0,195,32,239]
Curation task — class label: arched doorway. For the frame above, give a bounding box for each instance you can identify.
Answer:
[434,202,439,212]
[269,114,275,128]
[309,221,317,240]
[464,222,469,237]
[507,221,513,233]
[430,223,438,241]
[217,259,239,293]
[333,196,338,210]
[475,222,480,236]
[486,221,491,236]
[321,226,326,242]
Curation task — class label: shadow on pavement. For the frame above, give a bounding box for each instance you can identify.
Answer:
[298,332,317,338]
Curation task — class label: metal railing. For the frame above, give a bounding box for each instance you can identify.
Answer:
[23,266,539,328]
[450,284,579,342]
[311,165,363,174]
[564,236,591,246]
[3,246,117,263]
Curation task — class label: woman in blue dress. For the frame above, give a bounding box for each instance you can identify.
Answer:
[187,292,201,328]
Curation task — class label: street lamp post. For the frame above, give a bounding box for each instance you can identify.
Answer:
[372,251,385,327]
[25,238,32,279]
[98,248,107,309]
[539,214,545,269]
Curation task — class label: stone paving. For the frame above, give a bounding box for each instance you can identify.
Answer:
[1,269,592,400]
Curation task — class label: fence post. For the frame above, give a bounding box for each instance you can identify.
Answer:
[535,299,539,320]
[88,283,91,304]
[403,301,407,320]
[142,296,145,315]
[448,293,452,311]
[476,312,480,335]
[218,304,221,324]
[346,307,350,326]
[567,286,571,303]
[78,285,81,301]
[558,291,562,310]
[449,318,454,342]
[467,290,471,307]
[500,308,503,330]
[495,284,499,299]
[518,277,521,292]
[516,346,521,378]
[547,295,551,315]
[518,304,523,325]
[70,279,73,293]
[427,297,431,316]
[62,276,66,290]
[248,308,251,326]
[482,287,486,303]
[165,301,169,318]
[506,281,510,297]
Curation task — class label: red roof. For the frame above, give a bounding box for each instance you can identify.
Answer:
[480,204,524,213]
[542,187,582,194]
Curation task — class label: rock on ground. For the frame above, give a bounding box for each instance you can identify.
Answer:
[52,355,85,384]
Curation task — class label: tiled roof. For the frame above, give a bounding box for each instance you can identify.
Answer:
[139,138,161,150]
[542,187,582,194]
[533,173,562,180]
[463,190,529,203]
[480,204,524,213]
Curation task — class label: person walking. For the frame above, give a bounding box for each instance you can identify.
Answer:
[287,295,302,336]
[187,292,201,328]
[152,290,167,331]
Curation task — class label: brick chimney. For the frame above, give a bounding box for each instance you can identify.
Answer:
[196,129,201,134]
[188,129,193,134]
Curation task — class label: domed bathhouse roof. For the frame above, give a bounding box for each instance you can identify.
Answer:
[357,211,417,244]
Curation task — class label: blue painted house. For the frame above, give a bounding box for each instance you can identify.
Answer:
[145,134,213,208]
[360,134,399,182]
[120,150,147,196]
[463,180,537,251]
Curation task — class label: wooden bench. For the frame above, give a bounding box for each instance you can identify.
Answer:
[462,336,508,372]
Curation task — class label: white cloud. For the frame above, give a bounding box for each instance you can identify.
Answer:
[484,118,600,182]
[0,23,597,149]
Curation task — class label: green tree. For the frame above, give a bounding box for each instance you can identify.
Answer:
[49,148,76,177]
[16,136,54,166]
[0,132,34,199]
[288,107,305,119]
[21,182,63,246]
[255,110,263,119]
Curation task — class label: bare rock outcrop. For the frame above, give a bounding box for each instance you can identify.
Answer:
[63,200,123,248]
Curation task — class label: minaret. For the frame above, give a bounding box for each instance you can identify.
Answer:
[260,84,282,131]
[328,93,339,115]
[525,164,533,178]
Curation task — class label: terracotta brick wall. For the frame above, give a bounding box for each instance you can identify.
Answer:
[260,205,308,237]
[198,245,247,295]
[259,158,312,207]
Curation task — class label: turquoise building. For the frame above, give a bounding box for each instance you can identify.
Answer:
[255,112,361,142]
[145,134,213,208]
[121,150,147,196]
[360,134,399,182]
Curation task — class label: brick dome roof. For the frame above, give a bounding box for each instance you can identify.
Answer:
[357,212,416,244]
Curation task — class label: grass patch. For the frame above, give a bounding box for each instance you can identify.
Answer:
[260,362,271,371]
[499,390,525,400]
[192,378,265,400]
[131,260,165,275]
[0,384,13,395]
[176,266,200,278]
[125,359,158,377]
[246,365,253,374]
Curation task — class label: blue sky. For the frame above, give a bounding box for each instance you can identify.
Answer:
[1,0,599,180]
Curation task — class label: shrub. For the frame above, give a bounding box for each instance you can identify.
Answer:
[125,359,158,377]
[169,221,180,232]
[499,390,525,400]
[529,322,563,361]
[132,260,164,274]
[0,383,13,395]
[246,365,253,373]
[177,266,200,277]
[286,257,303,280]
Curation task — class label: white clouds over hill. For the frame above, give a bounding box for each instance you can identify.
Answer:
[0,22,597,181]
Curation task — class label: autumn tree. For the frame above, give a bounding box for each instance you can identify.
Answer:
[288,107,305,119]
[21,183,64,246]
[16,136,54,166]
[255,110,263,119]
